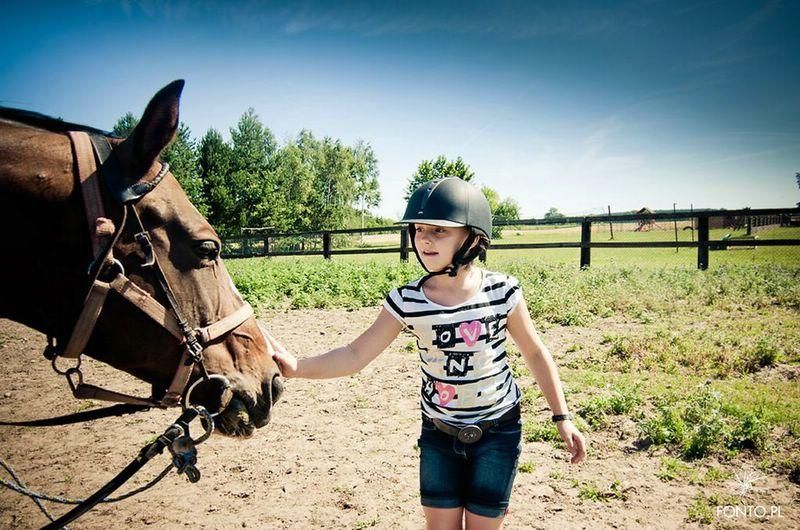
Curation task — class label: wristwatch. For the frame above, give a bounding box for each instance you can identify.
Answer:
[551,413,573,422]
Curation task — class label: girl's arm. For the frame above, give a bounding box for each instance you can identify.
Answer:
[265,307,404,379]
[506,297,586,464]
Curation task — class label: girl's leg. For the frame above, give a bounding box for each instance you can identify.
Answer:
[464,509,505,530]
[463,419,522,528]
[419,421,467,528]
[423,506,464,530]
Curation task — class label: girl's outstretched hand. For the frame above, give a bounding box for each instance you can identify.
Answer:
[259,324,298,378]
[556,420,586,464]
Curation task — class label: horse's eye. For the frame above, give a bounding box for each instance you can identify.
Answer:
[194,240,220,260]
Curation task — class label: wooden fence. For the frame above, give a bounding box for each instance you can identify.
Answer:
[221,207,800,270]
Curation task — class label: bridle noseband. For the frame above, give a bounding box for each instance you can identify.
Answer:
[52,130,255,416]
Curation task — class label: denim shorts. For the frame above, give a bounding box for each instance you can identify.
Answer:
[417,416,522,519]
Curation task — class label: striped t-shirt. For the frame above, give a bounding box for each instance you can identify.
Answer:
[383,269,524,426]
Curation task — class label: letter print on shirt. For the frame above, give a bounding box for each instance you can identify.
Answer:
[443,351,475,377]
[483,314,502,342]
[422,378,436,401]
[431,323,457,349]
[435,382,456,406]
[458,320,482,347]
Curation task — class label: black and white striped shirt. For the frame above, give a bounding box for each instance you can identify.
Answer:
[383,269,523,426]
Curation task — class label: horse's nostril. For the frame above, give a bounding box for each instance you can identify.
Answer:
[271,374,285,404]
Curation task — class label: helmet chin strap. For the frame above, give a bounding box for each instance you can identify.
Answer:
[410,224,479,287]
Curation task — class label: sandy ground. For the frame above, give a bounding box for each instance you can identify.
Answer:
[1,309,797,529]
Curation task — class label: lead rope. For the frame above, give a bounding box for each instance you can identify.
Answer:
[0,406,214,530]
[0,457,174,528]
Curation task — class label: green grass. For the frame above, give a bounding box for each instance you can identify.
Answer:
[577,479,628,502]
[523,421,562,444]
[595,315,798,378]
[224,254,800,475]
[656,457,731,485]
[560,369,800,435]
[227,258,800,322]
[576,383,644,428]
[518,461,536,473]
[638,386,772,459]
[656,456,693,481]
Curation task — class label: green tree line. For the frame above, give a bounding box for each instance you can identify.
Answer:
[113,109,383,236]
[113,112,520,238]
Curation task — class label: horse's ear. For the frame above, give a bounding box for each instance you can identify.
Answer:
[127,80,185,173]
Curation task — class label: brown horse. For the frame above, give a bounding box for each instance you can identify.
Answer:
[0,80,283,437]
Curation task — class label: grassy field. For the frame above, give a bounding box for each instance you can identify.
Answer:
[226,256,800,492]
[226,225,800,268]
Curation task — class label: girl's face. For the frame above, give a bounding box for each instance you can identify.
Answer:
[413,223,471,272]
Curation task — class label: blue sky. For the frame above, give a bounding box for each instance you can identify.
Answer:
[2,0,798,219]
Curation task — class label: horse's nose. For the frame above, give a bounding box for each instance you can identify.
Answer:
[267,374,284,405]
[248,375,284,429]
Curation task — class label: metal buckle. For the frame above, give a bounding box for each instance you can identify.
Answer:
[457,425,483,444]
[135,231,155,267]
[183,374,232,418]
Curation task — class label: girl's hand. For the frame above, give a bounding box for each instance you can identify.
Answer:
[260,325,298,378]
[556,420,586,464]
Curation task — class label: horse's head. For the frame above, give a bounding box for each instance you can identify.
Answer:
[93,81,283,437]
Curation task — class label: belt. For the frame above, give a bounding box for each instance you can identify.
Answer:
[423,404,521,444]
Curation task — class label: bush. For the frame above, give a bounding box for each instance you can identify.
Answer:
[744,336,781,372]
[577,385,642,428]
[638,387,772,460]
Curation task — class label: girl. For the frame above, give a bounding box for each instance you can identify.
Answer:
[266,177,586,530]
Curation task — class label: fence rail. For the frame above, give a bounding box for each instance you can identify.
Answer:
[221,207,800,270]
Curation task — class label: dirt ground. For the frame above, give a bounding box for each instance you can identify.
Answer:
[1,309,797,529]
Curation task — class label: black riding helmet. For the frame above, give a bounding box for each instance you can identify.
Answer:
[396,177,492,280]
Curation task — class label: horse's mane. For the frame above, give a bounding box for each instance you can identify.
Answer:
[0,106,119,138]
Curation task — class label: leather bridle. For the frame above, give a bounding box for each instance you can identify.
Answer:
[51,130,255,416]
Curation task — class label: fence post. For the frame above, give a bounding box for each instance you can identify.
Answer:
[400,227,409,262]
[697,215,709,270]
[323,231,332,260]
[263,236,270,257]
[580,220,591,269]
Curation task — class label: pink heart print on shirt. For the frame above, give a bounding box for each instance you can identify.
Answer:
[458,320,482,347]
[435,382,456,406]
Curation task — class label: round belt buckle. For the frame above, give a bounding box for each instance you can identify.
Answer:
[457,425,483,444]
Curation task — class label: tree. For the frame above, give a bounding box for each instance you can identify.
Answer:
[308,136,358,230]
[229,108,276,175]
[162,122,207,216]
[263,140,315,232]
[351,140,381,232]
[796,172,800,207]
[544,207,565,220]
[198,128,235,234]
[111,112,138,137]
[481,186,520,239]
[228,108,276,232]
[405,155,474,199]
